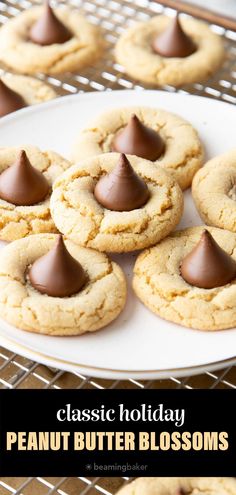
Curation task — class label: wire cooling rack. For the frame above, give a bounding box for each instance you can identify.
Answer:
[0,476,132,495]
[0,0,236,396]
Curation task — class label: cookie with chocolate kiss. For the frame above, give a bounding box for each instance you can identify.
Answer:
[112,114,165,161]
[0,150,49,206]
[29,0,72,46]
[152,14,196,58]
[29,234,87,297]
[0,79,27,117]
[181,229,236,289]
[94,153,150,211]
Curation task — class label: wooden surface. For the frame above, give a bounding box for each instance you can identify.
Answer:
[159,0,236,30]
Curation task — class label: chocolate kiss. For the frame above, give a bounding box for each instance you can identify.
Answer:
[180,230,236,289]
[0,150,49,206]
[29,235,87,297]
[94,153,150,212]
[112,114,165,161]
[0,79,27,117]
[29,0,72,46]
[152,14,196,58]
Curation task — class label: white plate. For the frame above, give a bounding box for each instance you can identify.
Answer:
[0,89,235,380]
[1,332,236,380]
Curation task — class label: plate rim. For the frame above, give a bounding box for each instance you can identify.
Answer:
[1,333,235,380]
[0,88,234,130]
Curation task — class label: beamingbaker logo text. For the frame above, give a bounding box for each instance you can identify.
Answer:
[86,462,148,473]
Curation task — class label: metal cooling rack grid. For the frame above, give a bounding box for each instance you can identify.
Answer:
[0,475,131,495]
[0,1,235,390]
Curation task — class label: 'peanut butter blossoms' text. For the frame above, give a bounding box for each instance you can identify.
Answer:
[6,431,228,452]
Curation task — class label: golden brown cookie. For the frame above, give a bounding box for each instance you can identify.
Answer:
[1,73,57,105]
[115,15,224,86]
[50,153,183,253]
[71,106,204,190]
[0,146,71,241]
[117,478,236,495]
[0,6,104,75]
[0,234,126,336]
[133,226,236,331]
[192,149,236,232]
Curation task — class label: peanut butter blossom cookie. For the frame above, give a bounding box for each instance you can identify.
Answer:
[0,1,104,75]
[51,153,183,253]
[0,74,56,117]
[72,107,204,190]
[192,149,236,233]
[0,146,71,241]
[117,477,236,495]
[115,14,224,86]
[0,234,126,335]
[133,226,236,331]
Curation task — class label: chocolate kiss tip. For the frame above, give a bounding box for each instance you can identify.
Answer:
[112,114,165,161]
[29,235,87,297]
[117,153,133,173]
[18,149,27,160]
[0,79,27,117]
[180,229,236,289]
[94,153,150,212]
[29,0,72,46]
[0,149,49,206]
[152,14,196,58]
